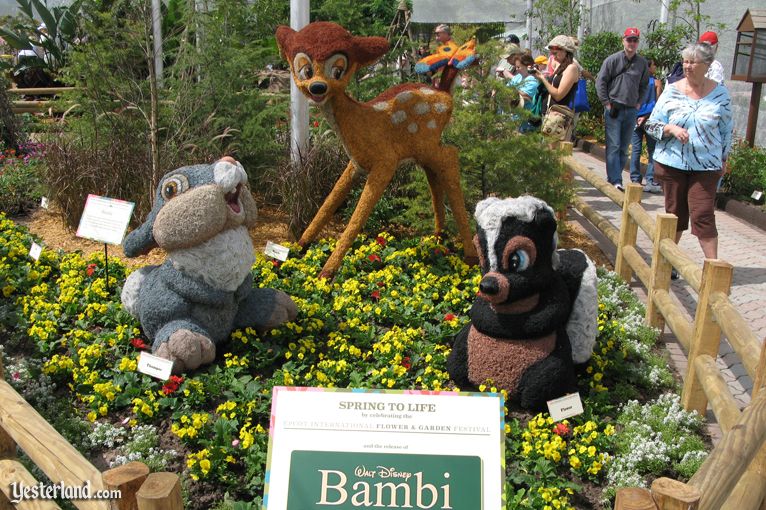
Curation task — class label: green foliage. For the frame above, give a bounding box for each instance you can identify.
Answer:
[310,0,401,37]
[574,112,605,143]
[721,141,766,200]
[445,42,573,216]
[47,0,290,224]
[0,141,45,215]
[526,0,584,52]
[0,0,83,74]
[578,32,622,118]
[641,23,695,77]
[668,0,727,39]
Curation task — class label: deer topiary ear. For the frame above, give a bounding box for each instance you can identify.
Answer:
[351,36,389,68]
[275,25,296,59]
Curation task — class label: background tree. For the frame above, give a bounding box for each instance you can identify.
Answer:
[526,0,584,52]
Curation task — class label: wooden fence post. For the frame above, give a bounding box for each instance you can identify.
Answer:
[754,340,766,401]
[103,461,150,510]
[682,259,734,416]
[136,473,183,510]
[651,477,700,509]
[615,183,642,283]
[689,389,766,510]
[0,358,15,510]
[646,213,678,331]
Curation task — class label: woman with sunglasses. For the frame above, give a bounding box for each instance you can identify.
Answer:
[644,43,733,267]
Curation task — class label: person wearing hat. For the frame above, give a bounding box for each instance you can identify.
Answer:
[699,31,724,84]
[532,35,579,110]
[496,44,525,79]
[596,27,649,190]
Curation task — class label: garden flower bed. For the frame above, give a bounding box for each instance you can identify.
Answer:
[0,214,710,509]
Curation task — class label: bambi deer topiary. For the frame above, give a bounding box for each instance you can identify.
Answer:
[276,21,478,278]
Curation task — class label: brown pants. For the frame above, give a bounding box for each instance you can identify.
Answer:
[654,161,722,239]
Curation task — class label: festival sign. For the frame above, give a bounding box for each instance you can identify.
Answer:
[264,387,504,509]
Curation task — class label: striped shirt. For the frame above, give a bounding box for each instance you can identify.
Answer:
[645,82,732,171]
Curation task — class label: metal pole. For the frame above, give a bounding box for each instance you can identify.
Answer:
[151,0,163,87]
[290,0,309,164]
[526,0,533,50]
[577,0,586,40]
[660,0,670,24]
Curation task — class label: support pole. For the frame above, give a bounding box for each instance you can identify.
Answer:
[290,0,310,164]
[745,82,762,148]
[526,0,533,50]
[660,0,670,23]
[151,0,163,87]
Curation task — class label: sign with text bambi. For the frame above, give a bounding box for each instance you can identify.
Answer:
[264,387,504,509]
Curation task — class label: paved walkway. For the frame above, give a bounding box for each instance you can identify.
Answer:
[568,149,766,416]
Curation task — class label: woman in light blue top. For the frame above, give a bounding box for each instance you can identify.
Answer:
[506,53,540,132]
[645,43,732,261]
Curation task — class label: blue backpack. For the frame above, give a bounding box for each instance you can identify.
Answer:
[637,76,657,117]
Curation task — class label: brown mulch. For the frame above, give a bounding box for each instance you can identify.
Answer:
[14,204,611,271]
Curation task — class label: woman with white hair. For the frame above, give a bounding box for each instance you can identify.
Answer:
[645,43,733,268]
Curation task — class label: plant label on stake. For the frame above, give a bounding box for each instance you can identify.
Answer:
[29,242,42,261]
[137,352,174,381]
[76,195,135,295]
[76,194,135,246]
[547,393,584,422]
[265,241,290,261]
[40,197,49,209]
[752,190,763,202]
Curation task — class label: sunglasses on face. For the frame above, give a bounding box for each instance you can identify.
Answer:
[549,46,562,51]
[625,37,639,43]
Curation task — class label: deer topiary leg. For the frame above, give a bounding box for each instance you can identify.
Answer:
[299,160,358,247]
[423,167,446,235]
[320,162,397,278]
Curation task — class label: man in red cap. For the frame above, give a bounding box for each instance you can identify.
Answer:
[596,27,649,191]
[699,31,724,84]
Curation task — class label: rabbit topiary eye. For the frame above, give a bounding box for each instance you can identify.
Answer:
[161,175,189,200]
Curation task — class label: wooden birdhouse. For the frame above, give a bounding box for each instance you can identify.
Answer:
[732,9,766,146]
[732,9,766,82]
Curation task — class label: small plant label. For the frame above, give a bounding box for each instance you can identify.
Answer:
[547,393,584,422]
[40,197,49,209]
[265,241,290,261]
[29,242,42,261]
[76,194,135,245]
[752,190,763,201]
[137,352,174,381]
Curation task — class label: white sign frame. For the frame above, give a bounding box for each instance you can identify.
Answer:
[265,241,290,262]
[264,387,505,509]
[76,194,135,246]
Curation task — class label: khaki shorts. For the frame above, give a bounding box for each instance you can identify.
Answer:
[654,161,722,239]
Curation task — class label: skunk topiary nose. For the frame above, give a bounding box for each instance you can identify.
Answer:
[479,276,499,295]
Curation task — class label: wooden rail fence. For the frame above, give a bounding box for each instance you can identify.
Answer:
[563,150,766,510]
[0,358,183,509]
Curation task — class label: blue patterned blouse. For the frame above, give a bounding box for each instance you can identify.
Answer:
[645,82,733,171]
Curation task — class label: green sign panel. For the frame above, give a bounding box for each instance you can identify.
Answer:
[286,451,482,509]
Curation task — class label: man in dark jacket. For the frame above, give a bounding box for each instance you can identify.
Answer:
[596,27,649,190]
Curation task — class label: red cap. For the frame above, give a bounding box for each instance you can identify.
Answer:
[623,27,640,38]
[699,31,718,45]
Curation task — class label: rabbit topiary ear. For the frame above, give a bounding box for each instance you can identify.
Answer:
[123,210,158,257]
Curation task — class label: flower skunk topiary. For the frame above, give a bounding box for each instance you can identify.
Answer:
[447,196,598,410]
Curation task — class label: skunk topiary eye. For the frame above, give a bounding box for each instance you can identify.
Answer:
[509,250,530,272]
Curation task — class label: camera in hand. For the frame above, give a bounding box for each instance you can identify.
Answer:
[528,66,538,74]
